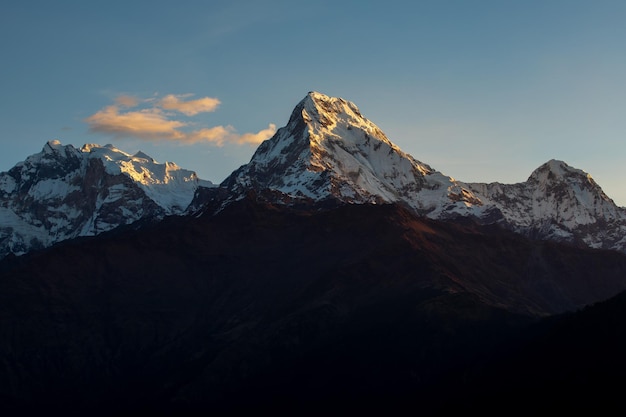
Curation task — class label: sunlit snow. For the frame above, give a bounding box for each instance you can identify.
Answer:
[0,140,215,258]
[227,91,626,252]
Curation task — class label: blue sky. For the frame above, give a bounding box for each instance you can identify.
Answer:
[2,0,626,205]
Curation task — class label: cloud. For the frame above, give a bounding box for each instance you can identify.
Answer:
[185,125,235,145]
[235,123,277,145]
[158,94,220,115]
[183,123,277,146]
[86,105,186,140]
[115,95,140,108]
[85,93,276,146]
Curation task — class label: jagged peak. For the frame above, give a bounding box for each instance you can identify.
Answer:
[80,143,134,162]
[302,91,355,109]
[529,159,593,183]
[282,92,399,156]
[523,159,619,211]
[132,151,155,162]
[81,143,123,153]
[296,91,364,126]
[284,92,359,128]
[38,140,80,161]
[81,143,121,153]
[223,92,437,205]
[46,139,62,147]
[43,139,68,153]
[80,143,100,153]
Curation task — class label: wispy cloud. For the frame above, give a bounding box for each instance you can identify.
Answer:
[85,106,186,140]
[236,123,277,145]
[115,95,140,108]
[85,93,275,146]
[185,123,277,146]
[158,94,220,116]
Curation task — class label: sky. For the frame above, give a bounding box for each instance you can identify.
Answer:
[1,0,626,206]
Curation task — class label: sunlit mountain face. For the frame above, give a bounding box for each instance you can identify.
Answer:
[1,92,626,415]
[203,92,626,254]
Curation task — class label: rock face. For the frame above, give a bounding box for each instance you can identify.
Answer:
[0,140,212,258]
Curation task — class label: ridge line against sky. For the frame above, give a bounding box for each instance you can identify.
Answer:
[1,1,626,206]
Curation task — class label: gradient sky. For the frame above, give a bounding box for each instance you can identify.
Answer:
[2,0,625,206]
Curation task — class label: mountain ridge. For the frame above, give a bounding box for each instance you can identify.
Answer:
[1,196,626,414]
[212,91,626,252]
[2,92,626,414]
[1,91,625,259]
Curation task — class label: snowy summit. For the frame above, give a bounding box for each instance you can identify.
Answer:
[221,91,626,252]
[0,140,212,258]
[223,91,482,213]
[2,92,626,259]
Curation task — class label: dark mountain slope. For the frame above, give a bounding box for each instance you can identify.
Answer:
[1,198,626,414]
[436,289,626,416]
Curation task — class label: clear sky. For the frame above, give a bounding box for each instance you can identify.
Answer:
[2,0,625,206]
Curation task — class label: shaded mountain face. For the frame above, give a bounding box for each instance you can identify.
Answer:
[0,140,212,258]
[439,287,626,416]
[1,199,626,414]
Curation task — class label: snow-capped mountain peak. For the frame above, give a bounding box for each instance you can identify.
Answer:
[78,142,212,211]
[223,91,481,212]
[0,140,213,258]
[43,138,75,156]
[466,158,626,250]
[217,92,626,253]
[529,159,591,184]
[523,159,620,221]
[4,92,626,259]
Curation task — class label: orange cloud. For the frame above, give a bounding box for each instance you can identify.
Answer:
[184,124,277,146]
[159,94,221,116]
[235,123,277,145]
[85,106,186,140]
[186,125,234,145]
[85,94,276,146]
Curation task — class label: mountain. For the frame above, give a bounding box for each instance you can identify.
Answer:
[215,91,626,252]
[2,92,624,259]
[467,159,626,251]
[221,91,483,215]
[2,92,626,414]
[1,197,626,415]
[437,284,626,415]
[0,140,212,258]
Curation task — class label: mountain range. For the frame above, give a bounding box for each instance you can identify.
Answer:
[1,92,626,415]
[218,91,626,251]
[2,92,625,261]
